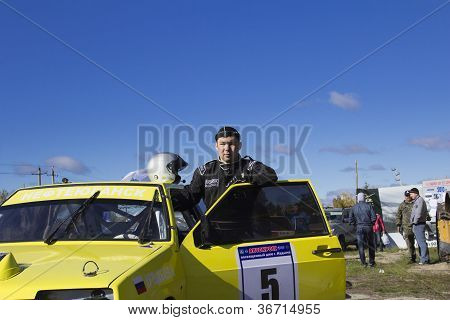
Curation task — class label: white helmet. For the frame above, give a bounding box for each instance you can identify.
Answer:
[146,153,188,184]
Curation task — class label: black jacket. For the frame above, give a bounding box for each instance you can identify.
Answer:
[349,202,376,227]
[172,157,277,210]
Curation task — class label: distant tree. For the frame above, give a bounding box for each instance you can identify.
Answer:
[332,192,355,208]
[364,182,369,190]
[0,189,9,204]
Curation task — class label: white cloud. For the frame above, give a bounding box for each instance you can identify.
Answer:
[329,91,360,110]
[320,144,377,155]
[45,156,90,175]
[13,164,39,175]
[368,164,386,171]
[340,164,385,173]
[409,135,450,152]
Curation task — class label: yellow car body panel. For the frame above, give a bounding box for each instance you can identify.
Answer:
[0,180,345,300]
[180,181,345,300]
[0,242,163,299]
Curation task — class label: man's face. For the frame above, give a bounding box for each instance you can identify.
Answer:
[404,195,411,202]
[410,193,418,200]
[216,136,241,163]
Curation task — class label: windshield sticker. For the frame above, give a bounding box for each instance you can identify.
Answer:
[5,186,156,205]
[133,276,147,295]
[237,242,297,300]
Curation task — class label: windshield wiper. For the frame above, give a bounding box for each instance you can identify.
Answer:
[44,191,101,244]
[138,191,159,244]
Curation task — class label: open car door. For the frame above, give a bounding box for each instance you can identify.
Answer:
[179,180,345,300]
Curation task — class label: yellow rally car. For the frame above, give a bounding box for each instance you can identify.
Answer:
[0,180,345,300]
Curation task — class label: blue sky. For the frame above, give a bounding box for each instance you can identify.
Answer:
[1,0,449,203]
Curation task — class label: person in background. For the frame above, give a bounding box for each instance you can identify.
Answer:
[409,187,430,265]
[349,192,377,267]
[373,213,386,252]
[396,190,416,263]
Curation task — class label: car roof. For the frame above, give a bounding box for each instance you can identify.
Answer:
[3,179,314,205]
[12,179,313,192]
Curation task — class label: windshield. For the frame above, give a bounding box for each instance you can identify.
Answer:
[0,199,169,243]
[196,182,329,246]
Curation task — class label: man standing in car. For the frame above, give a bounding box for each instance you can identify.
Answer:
[349,192,377,267]
[409,187,430,265]
[396,190,416,263]
[172,126,278,210]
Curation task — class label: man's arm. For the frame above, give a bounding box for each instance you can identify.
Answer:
[171,168,204,211]
[349,207,355,225]
[380,215,386,232]
[410,200,419,225]
[246,161,278,186]
[396,203,403,226]
[370,206,376,224]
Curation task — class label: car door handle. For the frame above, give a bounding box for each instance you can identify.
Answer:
[312,247,342,254]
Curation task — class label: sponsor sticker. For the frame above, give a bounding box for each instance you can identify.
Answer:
[205,179,219,188]
[237,242,297,300]
[4,185,157,206]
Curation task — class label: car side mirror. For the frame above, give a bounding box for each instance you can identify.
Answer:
[199,213,212,249]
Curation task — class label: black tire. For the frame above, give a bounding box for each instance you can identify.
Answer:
[339,235,347,251]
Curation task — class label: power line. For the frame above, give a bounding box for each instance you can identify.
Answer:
[1,167,60,185]
[0,172,34,175]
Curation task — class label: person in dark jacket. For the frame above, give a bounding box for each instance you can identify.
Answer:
[172,126,278,211]
[349,192,377,267]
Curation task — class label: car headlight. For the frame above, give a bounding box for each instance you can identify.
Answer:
[35,288,114,300]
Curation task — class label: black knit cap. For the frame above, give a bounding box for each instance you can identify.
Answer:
[404,190,410,196]
[215,126,240,141]
[409,187,420,195]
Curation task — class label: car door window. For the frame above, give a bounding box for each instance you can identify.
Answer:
[174,206,201,244]
[195,183,329,246]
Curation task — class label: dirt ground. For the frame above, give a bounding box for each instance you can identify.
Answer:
[345,247,450,300]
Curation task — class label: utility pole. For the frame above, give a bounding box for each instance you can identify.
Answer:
[32,167,47,186]
[355,160,359,193]
[51,167,55,184]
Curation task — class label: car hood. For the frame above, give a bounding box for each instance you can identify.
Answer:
[0,241,162,299]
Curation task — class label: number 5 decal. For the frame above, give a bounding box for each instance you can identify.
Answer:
[237,243,297,300]
[261,268,279,300]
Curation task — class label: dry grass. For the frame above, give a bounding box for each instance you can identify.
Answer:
[345,247,450,300]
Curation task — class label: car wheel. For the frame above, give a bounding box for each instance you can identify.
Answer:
[339,235,347,250]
